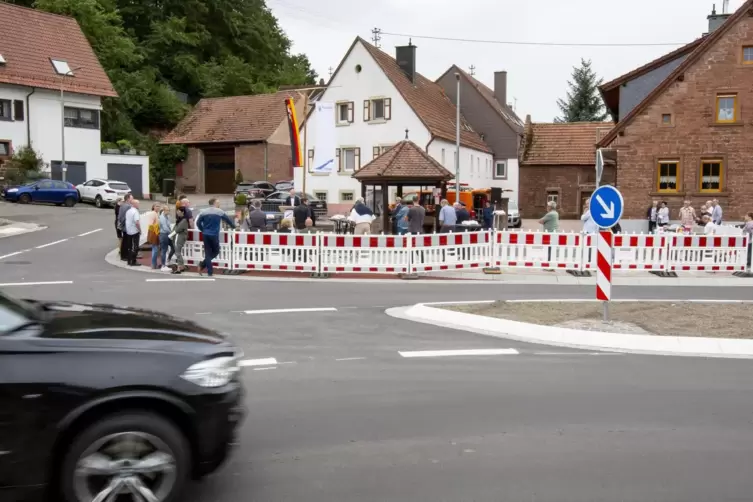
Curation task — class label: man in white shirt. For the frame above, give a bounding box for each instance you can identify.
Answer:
[124,199,141,266]
[581,200,598,234]
[702,215,717,235]
[711,199,723,225]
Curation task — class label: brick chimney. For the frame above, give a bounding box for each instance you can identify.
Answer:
[494,71,507,106]
[396,40,416,83]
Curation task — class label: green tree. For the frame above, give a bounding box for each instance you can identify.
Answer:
[556,58,607,122]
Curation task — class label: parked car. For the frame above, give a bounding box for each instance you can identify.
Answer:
[75,178,131,208]
[264,190,328,218]
[2,179,78,207]
[274,180,294,191]
[507,201,522,228]
[235,181,276,199]
[0,292,245,502]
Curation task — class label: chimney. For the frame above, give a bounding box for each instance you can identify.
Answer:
[396,40,416,83]
[494,71,507,106]
[707,4,731,34]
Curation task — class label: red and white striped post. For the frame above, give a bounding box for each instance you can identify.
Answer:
[596,229,613,321]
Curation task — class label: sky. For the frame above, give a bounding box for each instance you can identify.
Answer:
[267,0,745,123]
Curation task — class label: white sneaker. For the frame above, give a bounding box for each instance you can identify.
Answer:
[161,266,171,272]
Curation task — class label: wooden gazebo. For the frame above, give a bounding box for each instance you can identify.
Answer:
[352,138,454,233]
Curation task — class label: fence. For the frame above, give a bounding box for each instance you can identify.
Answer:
[176,229,751,278]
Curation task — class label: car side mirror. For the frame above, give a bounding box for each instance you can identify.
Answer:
[34,186,39,190]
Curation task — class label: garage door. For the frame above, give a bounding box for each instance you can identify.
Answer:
[107,163,143,198]
[51,161,86,186]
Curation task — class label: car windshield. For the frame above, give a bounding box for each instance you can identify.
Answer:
[108,182,130,191]
[508,202,518,211]
[0,292,39,335]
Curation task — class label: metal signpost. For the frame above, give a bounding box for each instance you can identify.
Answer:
[589,185,624,322]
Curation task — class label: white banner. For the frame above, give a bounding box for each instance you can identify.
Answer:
[312,102,336,173]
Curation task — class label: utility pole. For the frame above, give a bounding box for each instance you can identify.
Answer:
[454,72,461,200]
[328,67,334,79]
[469,65,476,77]
[60,67,81,183]
[371,27,382,48]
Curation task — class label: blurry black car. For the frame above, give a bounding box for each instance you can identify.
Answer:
[0,292,245,502]
[263,190,327,219]
[235,181,276,199]
[274,180,294,191]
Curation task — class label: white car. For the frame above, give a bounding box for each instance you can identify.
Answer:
[76,179,131,208]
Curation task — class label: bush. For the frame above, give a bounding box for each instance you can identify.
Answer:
[234,193,248,206]
[116,139,133,151]
[4,146,45,185]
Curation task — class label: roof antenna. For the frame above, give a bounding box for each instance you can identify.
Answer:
[722,0,729,14]
[405,128,409,140]
[408,38,413,47]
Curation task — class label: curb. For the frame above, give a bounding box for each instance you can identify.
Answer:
[386,301,753,359]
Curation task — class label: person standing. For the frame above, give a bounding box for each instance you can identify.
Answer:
[646,200,658,233]
[349,197,374,235]
[711,199,723,225]
[396,202,410,235]
[124,199,141,266]
[454,202,470,225]
[539,201,559,232]
[679,200,696,232]
[195,198,235,277]
[581,199,598,234]
[284,188,301,207]
[391,197,403,234]
[438,199,456,233]
[482,201,494,230]
[245,200,267,231]
[114,197,124,251]
[171,207,189,274]
[158,205,174,271]
[406,196,426,234]
[117,192,133,261]
[175,195,194,229]
[657,201,670,228]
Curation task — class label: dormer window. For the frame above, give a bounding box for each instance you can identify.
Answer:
[51,59,73,75]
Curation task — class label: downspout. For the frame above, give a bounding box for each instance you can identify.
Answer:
[25,88,36,147]
[425,135,435,153]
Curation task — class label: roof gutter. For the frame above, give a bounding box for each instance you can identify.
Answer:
[25,88,36,147]
[425,136,435,153]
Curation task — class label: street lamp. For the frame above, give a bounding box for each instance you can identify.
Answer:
[60,66,82,183]
[454,72,461,200]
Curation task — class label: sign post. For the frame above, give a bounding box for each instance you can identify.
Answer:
[589,185,624,322]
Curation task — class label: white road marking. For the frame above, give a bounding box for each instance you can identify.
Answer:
[335,357,367,361]
[195,312,212,315]
[533,352,625,356]
[145,278,215,282]
[278,361,297,365]
[242,307,338,315]
[0,281,74,287]
[0,227,25,236]
[399,348,520,358]
[35,238,68,249]
[253,367,277,371]
[0,251,24,260]
[239,358,278,367]
[78,228,103,237]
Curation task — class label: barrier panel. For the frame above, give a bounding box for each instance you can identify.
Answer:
[183,229,233,269]
[410,231,493,273]
[232,232,319,272]
[319,234,410,274]
[611,234,668,271]
[495,231,584,270]
[667,235,748,272]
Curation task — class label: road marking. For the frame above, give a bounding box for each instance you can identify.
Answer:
[239,358,278,367]
[195,312,212,315]
[0,280,74,287]
[398,348,520,358]
[35,238,68,249]
[78,228,103,237]
[335,357,367,361]
[0,251,24,260]
[253,367,277,371]
[145,278,215,282]
[242,307,338,315]
[533,351,625,356]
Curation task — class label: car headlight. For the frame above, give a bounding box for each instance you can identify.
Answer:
[181,355,240,388]
[6,188,18,193]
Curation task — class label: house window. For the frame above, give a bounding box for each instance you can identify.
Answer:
[743,46,753,64]
[50,59,73,75]
[13,100,23,121]
[340,191,355,202]
[546,191,559,206]
[0,141,10,156]
[339,147,360,171]
[700,160,723,192]
[363,98,391,121]
[494,160,507,179]
[64,107,100,129]
[0,99,11,120]
[314,191,327,201]
[715,94,737,123]
[661,113,672,125]
[372,98,385,119]
[337,101,353,124]
[656,160,679,192]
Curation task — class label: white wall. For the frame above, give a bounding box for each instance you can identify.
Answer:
[428,138,493,191]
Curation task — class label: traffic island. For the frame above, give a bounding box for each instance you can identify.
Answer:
[388,300,753,358]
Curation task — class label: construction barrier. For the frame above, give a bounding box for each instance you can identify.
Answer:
[165,229,750,277]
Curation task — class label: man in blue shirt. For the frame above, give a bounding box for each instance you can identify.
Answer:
[196,198,235,276]
[438,199,456,233]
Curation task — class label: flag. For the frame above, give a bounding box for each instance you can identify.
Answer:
[285,97,303,168]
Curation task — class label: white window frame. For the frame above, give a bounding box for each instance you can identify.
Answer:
[336,101,353,125]
[339,147,359,172]
[313,191,328,202]
[494,160,508,180]
[340,190,355,202]
[371,98,385,120]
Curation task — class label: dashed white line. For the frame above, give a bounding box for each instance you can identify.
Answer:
[145,278,215,282]
[253,367,277,371]
[242,307,338,315]
[78,228,103,237]
[335,357,367,361]
[0,251,24,260]
[195,312,212,315]
[398,348,520,358]
[239,358,278,367]
[533,352,625,356]
[35,238,68,249]
[0,280,74,287]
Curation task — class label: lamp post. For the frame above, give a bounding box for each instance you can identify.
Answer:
[60,66,81,183]
[454,72,461,200]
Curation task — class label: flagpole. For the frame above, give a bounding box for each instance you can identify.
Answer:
[302,91,309,196]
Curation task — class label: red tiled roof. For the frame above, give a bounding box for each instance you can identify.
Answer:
[353,140,454,181]
[521,122,609,166]
[161,90,300,144]
[0,2,117,97]
[356,39,491,154]
[598,0,753,147]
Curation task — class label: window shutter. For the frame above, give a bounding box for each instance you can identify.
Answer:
[336,148,341,171]
[355,147,361,170]
[348,101,354,122]
[363,100,370,121]
[13,100,24,121]
[384,98,391,120]
[373,146,380,159]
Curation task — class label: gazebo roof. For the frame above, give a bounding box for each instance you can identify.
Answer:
[352,140,454,183]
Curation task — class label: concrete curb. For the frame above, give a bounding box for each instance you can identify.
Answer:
[386,301,753,359]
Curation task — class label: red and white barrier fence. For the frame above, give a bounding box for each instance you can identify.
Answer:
[172,229,750,277]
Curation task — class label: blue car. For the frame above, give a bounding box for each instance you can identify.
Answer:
[3,179,78,207]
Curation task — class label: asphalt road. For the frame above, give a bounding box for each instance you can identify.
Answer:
[3,201,753,501]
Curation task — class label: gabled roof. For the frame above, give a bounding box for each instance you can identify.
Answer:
[598,0,753,148]
[521,121,607,166]
[437,65,524,134]
[161,90,301,145]
[327,37,490,154]
[0,2,117,97]
[352,140,454,181]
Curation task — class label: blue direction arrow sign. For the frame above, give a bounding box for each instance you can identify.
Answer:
[589,185,624,229]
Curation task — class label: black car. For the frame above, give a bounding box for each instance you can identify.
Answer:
[274,180,294,191]
[264,190,328,218]
[235,181,276,199]
[0,293,245,502]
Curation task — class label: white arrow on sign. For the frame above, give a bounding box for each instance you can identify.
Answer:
[595,194,615,219]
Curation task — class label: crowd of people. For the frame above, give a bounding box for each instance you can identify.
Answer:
[646,199,726,234]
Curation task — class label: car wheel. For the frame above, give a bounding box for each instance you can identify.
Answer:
[60,412,190,502]
[19,193,31,204]
[94,195,103,208]
[64,197,76,208]
[77,190,82,202]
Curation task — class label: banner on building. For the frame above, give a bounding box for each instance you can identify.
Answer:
[312,102,336,173]
[285,97,303,168]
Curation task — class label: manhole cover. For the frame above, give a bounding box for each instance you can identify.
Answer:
[2,261,31,265]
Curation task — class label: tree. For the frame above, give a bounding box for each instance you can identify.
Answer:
[555,59,607,122]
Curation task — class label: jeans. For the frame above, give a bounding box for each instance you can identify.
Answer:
[398,227,409,235]
[126,233,140,265]
[151,244,159,268]
[159,233,175,267]
[202,234,220,276]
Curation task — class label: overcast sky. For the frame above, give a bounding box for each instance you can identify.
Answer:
[267,0,743,123]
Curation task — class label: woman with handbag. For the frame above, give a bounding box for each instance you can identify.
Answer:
[145,203,161,269]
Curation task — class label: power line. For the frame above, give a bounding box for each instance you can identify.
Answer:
[379,31,690,48]
[371,27,382,48]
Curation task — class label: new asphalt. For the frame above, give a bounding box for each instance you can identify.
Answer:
[2,200,753,501]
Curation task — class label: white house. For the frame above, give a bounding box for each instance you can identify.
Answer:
[0,2,149,197]
[295,37,495,213]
